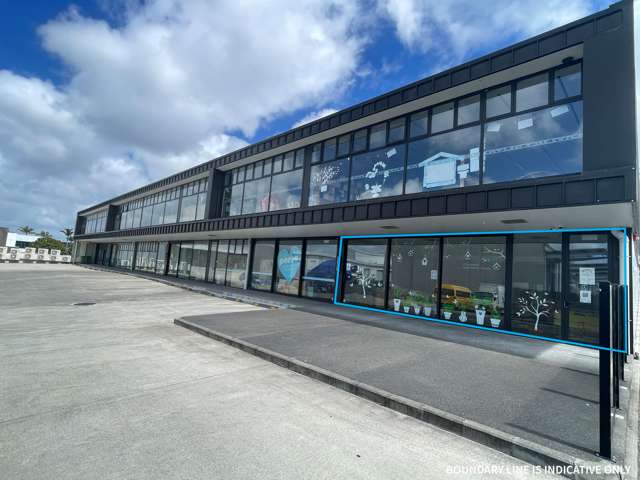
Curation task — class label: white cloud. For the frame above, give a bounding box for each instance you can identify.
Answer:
[378,0,600,61]
[0,0,366,235]
[292,108,340,128]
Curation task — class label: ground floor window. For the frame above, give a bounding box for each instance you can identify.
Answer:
[190,241,209,281]
[251,240,275,291]
[177,242,193,279]
[225,240,249,288]
[343,239,387,308]
[275,240,302,295]
[302,239,338,300]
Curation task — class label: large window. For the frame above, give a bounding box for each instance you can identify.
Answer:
[225,239,248,288]
[349,145,405,201]
[275,240,302,295]
[343,239,387,307]
[308,158,350,206]
[156,242,168,274]
[441,237,506,327]
[190,241,209,281]
[167,243,180,275]
[302,239,338,300]
[242,177,271,214]
[269,170,303,211]
[83,210,108,234]
[214,240,229,284]
[207,241,218,282]
[405,126,481,194]
[250,240,275,291]
[483,101,582,184]
[134,241,158,272]
[511,234,562,338]
[177,242,193,278]
[388,238,440,316]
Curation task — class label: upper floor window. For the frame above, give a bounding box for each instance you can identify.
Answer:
[516,74,548,112]
[486,85,511,118]
[554,63,581,100]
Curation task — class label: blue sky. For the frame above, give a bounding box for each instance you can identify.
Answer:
[0,0,610,236]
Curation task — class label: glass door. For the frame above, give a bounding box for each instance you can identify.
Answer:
[167,242,180,276]
[565,233,611,344]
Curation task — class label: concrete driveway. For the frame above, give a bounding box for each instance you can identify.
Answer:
[0,264,558,479]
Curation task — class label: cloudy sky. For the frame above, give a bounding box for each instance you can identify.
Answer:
[0,0,609,237]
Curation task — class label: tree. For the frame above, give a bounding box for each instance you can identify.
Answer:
[18,226,34,235]
[60,228,74,252]
[32,237,69,255]
[39,231,52,238]
[515,291,558,331]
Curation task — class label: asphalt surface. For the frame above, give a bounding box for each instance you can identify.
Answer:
[0,263,562,480]
[182,308,601,459]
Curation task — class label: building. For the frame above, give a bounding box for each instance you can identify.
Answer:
[0,227,41,248]
[74,0,638,351]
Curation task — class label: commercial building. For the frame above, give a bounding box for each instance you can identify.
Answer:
[74,1,638,351]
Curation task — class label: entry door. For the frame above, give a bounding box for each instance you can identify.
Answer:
[167,243,180,276]
[564,233,611,345]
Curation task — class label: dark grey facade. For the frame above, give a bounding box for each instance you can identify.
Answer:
[74,1,638,350]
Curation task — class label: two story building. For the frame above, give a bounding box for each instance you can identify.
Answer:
[74,0,638,351]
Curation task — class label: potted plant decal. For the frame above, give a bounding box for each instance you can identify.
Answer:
[474,305,486,325]
[392,287,402,311]
[489,304,503,328]
[515,291,557,331]
[442,302,454,320]
[423,298,434,317]
[403,296,411,313]
[457,298,473,323]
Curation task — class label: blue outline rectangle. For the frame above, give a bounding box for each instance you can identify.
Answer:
[332,227,628,353]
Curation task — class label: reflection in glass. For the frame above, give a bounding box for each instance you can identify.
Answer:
[207,241,218,282]
[179,195,198,222]
[308,158,350,206]
[405,125,481,194]
[302,239,337,300]
[388,238,440,316]
[516,74,548,112]
[353,129,367,152]
[156,242,168,274]
[431,102,454,133]
[369,123,387,149]
[242,177,271,214]
[555,64,581,100]
[163,199,179,224]
[269,170,302,211]
[225,240,248,288]
[486,85,511,118]
[457,95,480,125]
[228,183,244,216]
[190,241,209,281]
[410,110,428,138]
[511,234,562,338]
[343,239,387,307]
[214,240,228,284]
[441,237,506,327]
[251,241,275,291]
[177,242,193,278]
[151,202,165,225]
[349,145,405,201]
[388,117,405,144]
[275,240,302,295]
[167,243,180,275]
[483,101,582,184]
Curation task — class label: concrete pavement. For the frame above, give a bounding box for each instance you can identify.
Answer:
[0,264,561,480]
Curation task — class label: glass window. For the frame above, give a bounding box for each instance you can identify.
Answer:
[349,145,405,201]
[269,169,302,211]
[163,198,179,224]
[132,208,142,228]
[242,177,271,214]
[156,242,168,275]
[516,74,548,112]
[283,151,295,171]
[343,239,387,308]
[369,123,387,149]
[237,167,245,183]
[310,144,322,164]
[388,117,406,143]
[263,158,272,176]
[486,85,511,118]
[302,239,337,300]
[511,234,562,338]
[338,134,351,157]
[151,202,165,225]
[254,160,263,178]
[308,157,350,206]
[431,102,454,134]
[388,238,440,316]
[567,234,609,344]
[410,110,429,138]
[294,149,305,169]
[228,183,244,216]
[140,206,153,227]
[251,240,275,291]
[226,240,248,288]
[272,155,283,173]
[214,240,228,284]
[275,240,302,295]
[457,95,480,125]
[554,64,581,100]
[177,242,193,279]
[441,237,506,327]
[323,138,337,162]
[353,129,367,153]
[167,243,180,276]
[207,241,217,282]
[195,192,207,220]
[405,125,481,194]
[190,241,209,281]
[179,195,198,222]
[483,101,582,184]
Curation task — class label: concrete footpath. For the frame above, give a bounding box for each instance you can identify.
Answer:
[1,264,567,480]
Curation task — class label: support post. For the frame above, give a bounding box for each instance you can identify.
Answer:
[599,281,612,459]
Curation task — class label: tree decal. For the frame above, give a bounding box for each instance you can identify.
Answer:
[515,291,558,331]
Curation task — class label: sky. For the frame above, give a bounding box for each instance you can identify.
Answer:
[0,0,611,238]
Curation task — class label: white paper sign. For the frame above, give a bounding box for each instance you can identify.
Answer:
[580,289,592,304]
[469,147,480,172]
[579,267,596,286]
[430,270,438,280]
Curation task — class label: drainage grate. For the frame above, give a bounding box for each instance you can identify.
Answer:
[72,302,96,306]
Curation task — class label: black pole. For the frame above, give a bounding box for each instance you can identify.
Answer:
[599,281,612,459]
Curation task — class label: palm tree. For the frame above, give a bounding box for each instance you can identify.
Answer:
[18,226,34,235]
[60,228,74,254]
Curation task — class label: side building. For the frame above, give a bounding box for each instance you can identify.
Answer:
[74,0,638,351]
